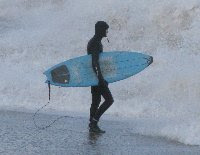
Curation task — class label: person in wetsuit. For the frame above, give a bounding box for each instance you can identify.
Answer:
[87,21,114,133]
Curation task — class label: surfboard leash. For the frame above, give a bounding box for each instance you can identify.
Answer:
[48,80,51,101]
[33,81,77,130]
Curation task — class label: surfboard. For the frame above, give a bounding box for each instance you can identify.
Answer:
[44,51,153,87]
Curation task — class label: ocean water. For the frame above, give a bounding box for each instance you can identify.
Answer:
[0,0,200,145]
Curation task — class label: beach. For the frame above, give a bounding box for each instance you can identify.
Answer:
[1,110,200,155]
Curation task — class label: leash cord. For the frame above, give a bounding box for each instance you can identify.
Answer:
[33,81,73,130]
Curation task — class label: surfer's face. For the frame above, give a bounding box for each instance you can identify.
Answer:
[105,29,108,37]
[103,29,108,37]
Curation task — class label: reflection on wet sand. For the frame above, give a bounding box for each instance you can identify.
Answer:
[88,132,102,145]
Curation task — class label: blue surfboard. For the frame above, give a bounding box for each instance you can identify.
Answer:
[44,51,153,87]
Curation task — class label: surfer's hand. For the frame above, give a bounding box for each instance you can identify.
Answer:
[99,79,108,87]
[104,80,108,86]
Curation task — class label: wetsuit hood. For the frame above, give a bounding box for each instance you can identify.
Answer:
[95,21,109,38]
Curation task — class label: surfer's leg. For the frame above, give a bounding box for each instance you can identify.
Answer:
[90,86,101,122]
[89,86,106,133]
[93,85,114,121]
[89,85,113,133]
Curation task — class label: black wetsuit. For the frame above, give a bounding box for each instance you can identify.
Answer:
[87,35,114,122]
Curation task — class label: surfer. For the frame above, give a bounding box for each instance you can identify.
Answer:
[87,21,114,133]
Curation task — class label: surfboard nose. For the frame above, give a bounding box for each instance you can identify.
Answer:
[147,56,153,66]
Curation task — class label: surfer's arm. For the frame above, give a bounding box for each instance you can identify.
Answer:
[91,52,104,82]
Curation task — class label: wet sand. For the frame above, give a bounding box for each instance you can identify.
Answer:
[0,110,200,155]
